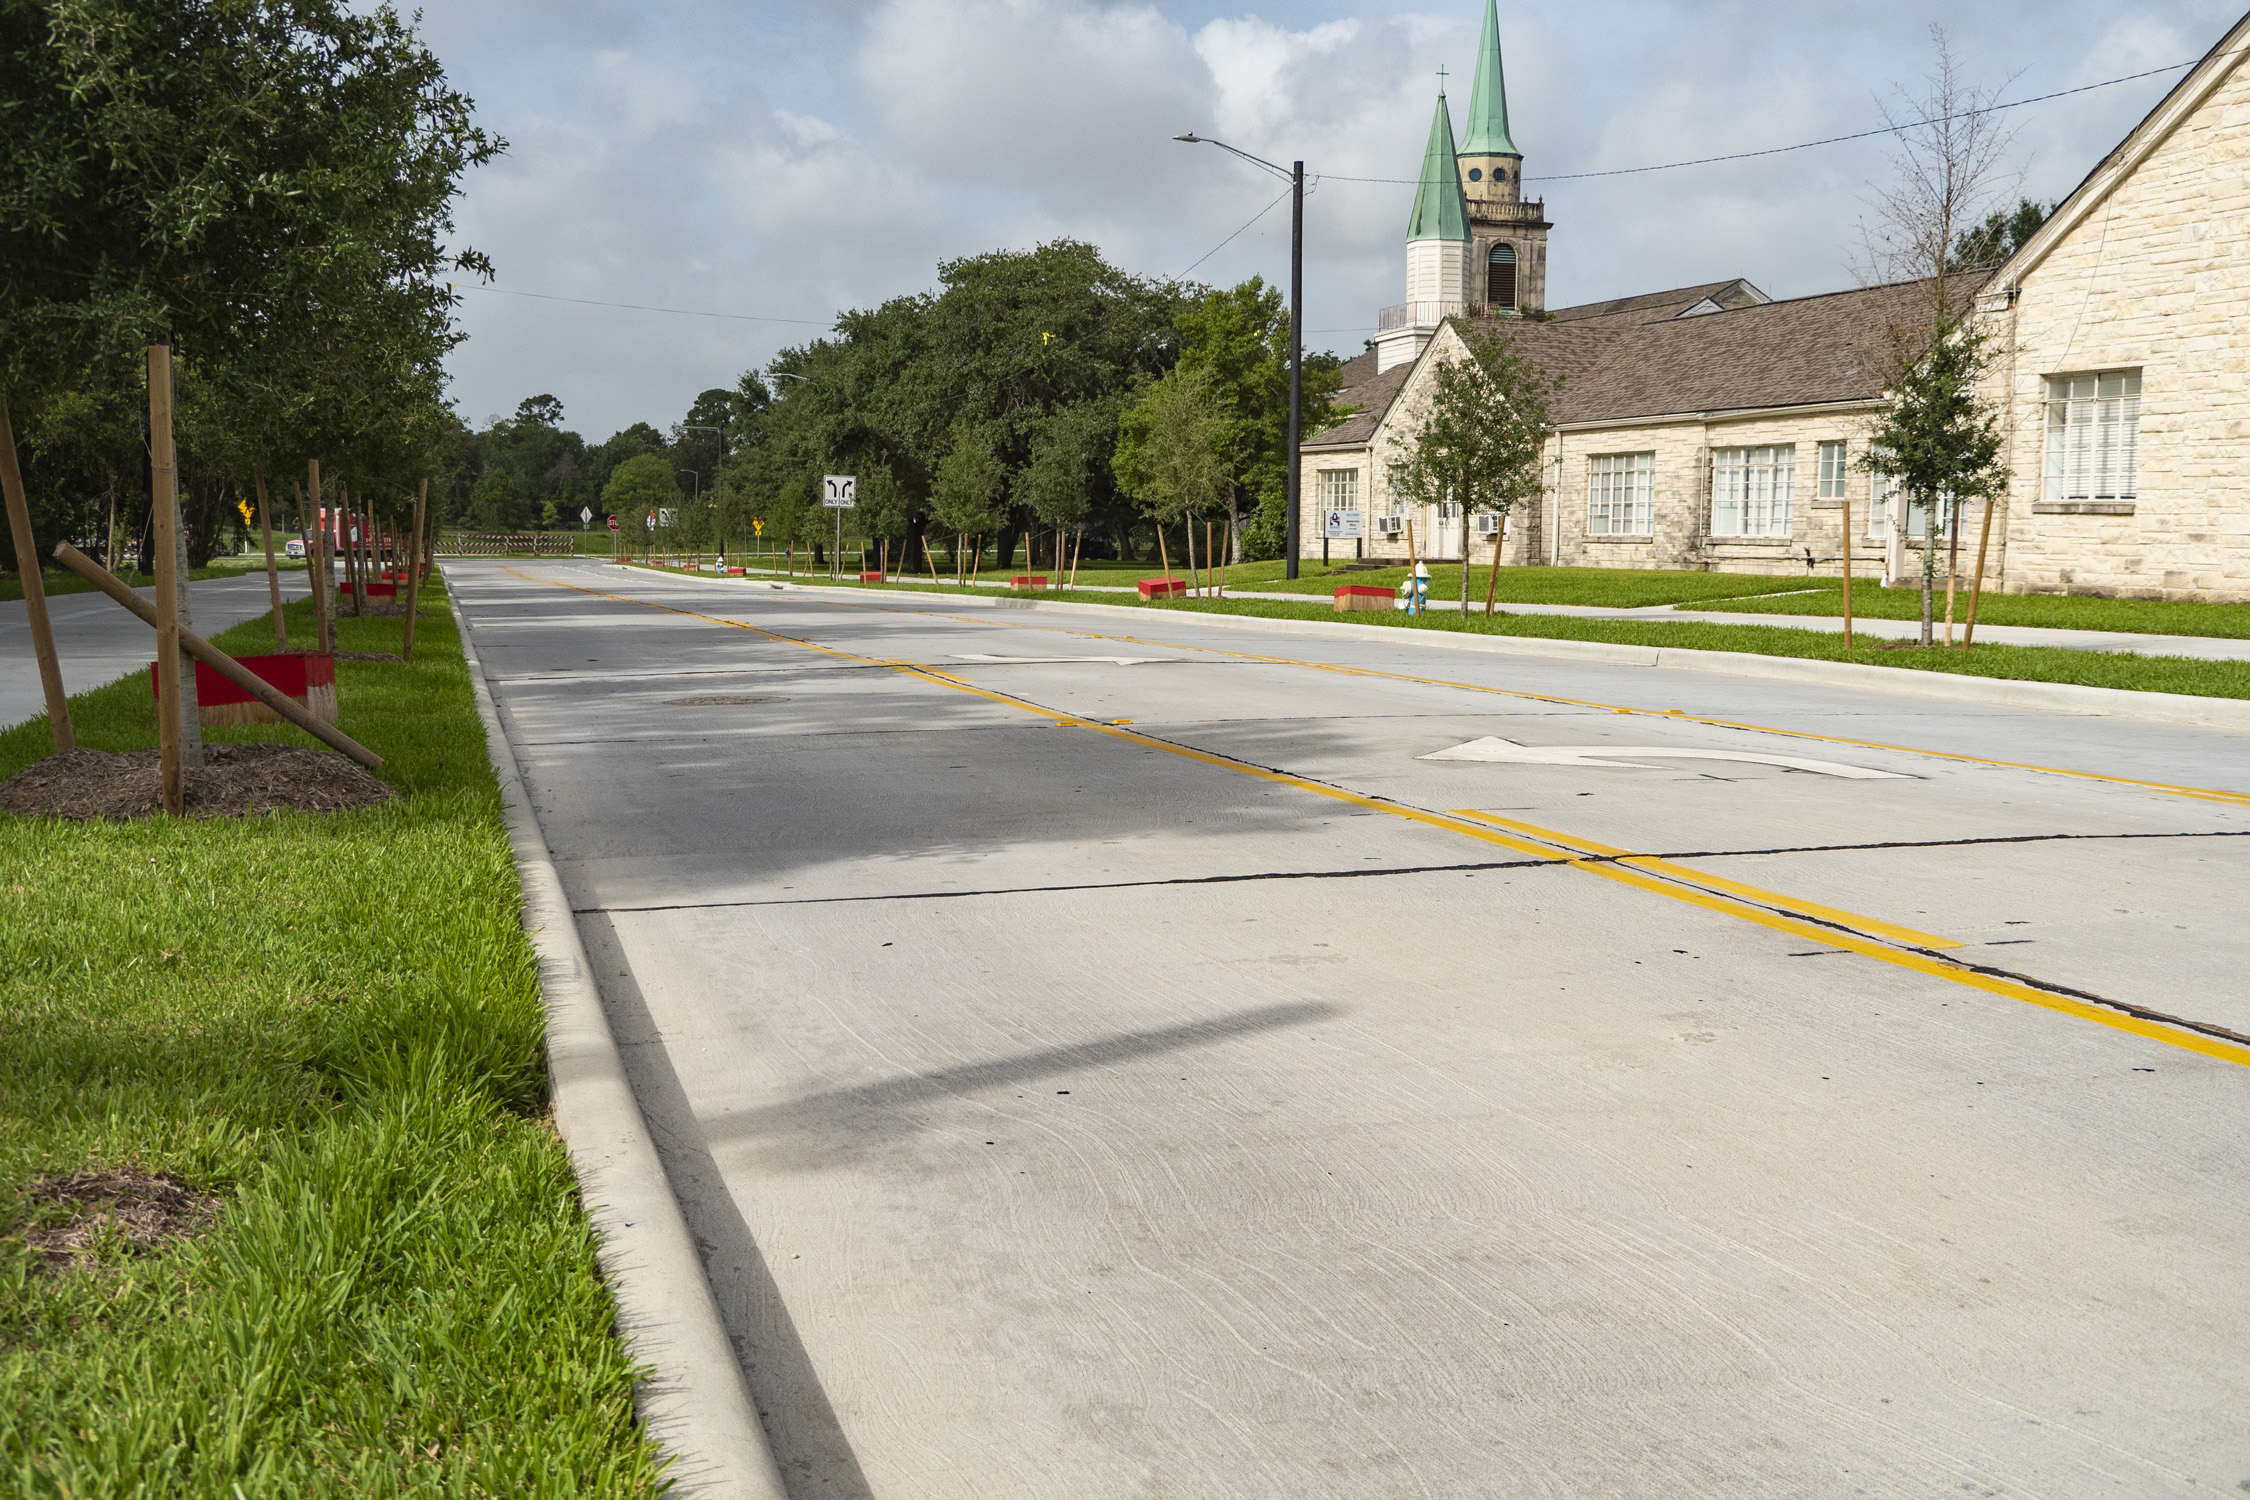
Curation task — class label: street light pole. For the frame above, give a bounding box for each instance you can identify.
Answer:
[1174,133,1305,580]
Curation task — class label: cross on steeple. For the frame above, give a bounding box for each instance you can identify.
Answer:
[1436,65,1448,91]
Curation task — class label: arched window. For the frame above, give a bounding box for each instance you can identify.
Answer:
[1488,243,1517,310]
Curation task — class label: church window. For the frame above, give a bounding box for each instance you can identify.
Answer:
[2044,370,2140,500]
[1587,453,1655,535]
[1488,244,1517,310]
[1817,440,1848,499]
[1467,168,1482,182]
[1712,445,1794,537]
[1317,469,1359,512]
[1386,464,1411,511]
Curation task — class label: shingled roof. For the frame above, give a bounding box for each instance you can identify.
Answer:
[1307,274,1978,446]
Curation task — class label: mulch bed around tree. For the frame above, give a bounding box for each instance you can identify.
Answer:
[24,1170,222,1275]
[0,744,395,821]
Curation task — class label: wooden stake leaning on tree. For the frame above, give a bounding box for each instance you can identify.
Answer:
[403,479,427,663]
[924,533,942,587]
[52,544,383,769]
[1840,497,1854,650]
[1068,525,1083,591]
[253,465,287,649]
[1963,496,1996,648]
[0,400,73,753]
[1156,523,1170,584]
[970,534,984,589]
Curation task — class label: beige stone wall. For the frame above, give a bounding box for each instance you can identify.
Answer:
[1993,45,2250,600]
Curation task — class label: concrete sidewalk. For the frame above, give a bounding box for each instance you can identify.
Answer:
[1,568,311,732]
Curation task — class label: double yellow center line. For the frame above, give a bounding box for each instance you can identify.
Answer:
[499,566,2250,1070]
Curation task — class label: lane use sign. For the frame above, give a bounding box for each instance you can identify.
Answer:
[822,474,857,508]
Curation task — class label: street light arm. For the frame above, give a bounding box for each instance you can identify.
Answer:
[1173,133,1293,183]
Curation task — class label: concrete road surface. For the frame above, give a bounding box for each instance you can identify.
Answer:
[0,567,310,731]
[453,557,2250,1500]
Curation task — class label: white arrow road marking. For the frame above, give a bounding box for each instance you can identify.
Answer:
[950,654,1178,666]
[1420,736,1908,780]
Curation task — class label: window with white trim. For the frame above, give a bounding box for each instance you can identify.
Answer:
[1711,445,1794,536]
[1867,458,1957,539]
[1586,452,1654,535]
[2044,370,2140,500]
[1317,468,1359,511]
[1385,463,1410,513]
[1817,440,1848,500]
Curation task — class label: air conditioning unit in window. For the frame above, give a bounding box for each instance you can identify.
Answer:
[1472,512,1503,536]
[1375,515,1404,536]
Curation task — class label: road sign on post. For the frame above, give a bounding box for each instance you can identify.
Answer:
[822,476,855,582]
[607,515,620,532]
[580,506,593,529]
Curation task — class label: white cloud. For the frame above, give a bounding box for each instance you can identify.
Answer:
[416,0,2233,435]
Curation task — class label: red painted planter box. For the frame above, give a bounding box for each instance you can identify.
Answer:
[152,652,337,728]
[1009,575,1049,591]
[1138,576,1187,599]
[337,583,398,602]
[860,571,885,582]
[1333,584,1396,613]
[726,567,745,576]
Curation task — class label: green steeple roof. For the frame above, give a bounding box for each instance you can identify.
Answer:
[1406,91,1471,242]
[1459,0,1519,157]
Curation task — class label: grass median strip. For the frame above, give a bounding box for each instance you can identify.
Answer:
[1678,582,2250,638]
[0,580,666,1495]
[626,563,2250,701]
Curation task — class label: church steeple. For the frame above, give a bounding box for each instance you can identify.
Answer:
[1406,88,1471,243]
[1459,0,1518,157]
[1454,0,1548,315]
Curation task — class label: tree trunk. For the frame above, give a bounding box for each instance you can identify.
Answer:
[253,465,287,649]
[1919,496,1937,647]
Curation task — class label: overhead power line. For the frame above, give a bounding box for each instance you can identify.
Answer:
[1315,52,2214,187]
[1177,182,1295,279]
[457,282,828,325]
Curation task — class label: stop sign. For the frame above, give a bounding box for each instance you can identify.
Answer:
[607,515,620,532]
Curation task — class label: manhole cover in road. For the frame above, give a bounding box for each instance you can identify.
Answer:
[664,695,789,706]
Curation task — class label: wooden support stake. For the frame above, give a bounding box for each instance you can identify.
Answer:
[971,534,984,588]
[1840,497,1853,650]
[1963,497,1995,648]
[51,543,383,769]
[0,399,73,752]
[1068,526,1083,591]
[403,480,428,663]
[149,345,186,812]
[1156,524,1169,583]
[253,464,287,649]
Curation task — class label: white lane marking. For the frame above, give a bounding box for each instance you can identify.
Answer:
[1419,735,1908,780]
[950,654,1178,666]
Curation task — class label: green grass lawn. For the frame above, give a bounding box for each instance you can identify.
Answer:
[646,562,2250,701]
[0,582,665,1496]
[1680,581,2250,638]
[686,554,1840,609]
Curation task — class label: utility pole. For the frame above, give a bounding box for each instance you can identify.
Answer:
[1174,134,1307,580]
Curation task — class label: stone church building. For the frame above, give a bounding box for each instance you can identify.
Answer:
[1302,2,2250,600]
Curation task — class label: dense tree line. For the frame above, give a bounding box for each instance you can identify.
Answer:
[1,0,497,577]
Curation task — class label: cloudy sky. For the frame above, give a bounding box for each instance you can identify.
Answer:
[415,0,2240,439]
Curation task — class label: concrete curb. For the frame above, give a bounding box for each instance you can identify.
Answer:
[615,565,2250,733]
[453,581,790,1500]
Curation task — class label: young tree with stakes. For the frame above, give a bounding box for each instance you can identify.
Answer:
[1856,28,2018,647]
[1398,320,1559,616]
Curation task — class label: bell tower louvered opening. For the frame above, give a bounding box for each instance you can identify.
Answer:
[1488,244,1517,310]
